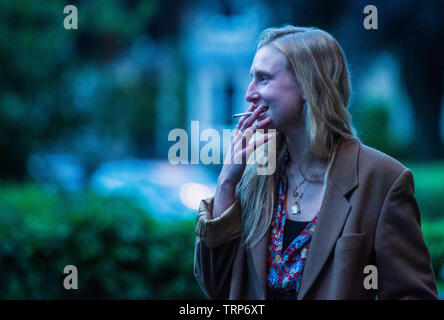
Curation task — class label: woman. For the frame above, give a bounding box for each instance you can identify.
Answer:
[194,25,438,300]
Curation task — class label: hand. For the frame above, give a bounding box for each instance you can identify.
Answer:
[219,104,273,187]
[212,105,272,219]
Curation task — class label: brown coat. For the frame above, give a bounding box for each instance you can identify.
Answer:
[194,137,438,299]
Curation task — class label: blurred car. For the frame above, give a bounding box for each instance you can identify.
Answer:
[91,158,218,221]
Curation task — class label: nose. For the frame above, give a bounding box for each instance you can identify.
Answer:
[245,81,260,103]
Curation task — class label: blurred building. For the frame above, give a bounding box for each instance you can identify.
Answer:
[178,0,270,148]
[156,0,269,159]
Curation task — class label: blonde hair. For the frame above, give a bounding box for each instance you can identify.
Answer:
[236,25,356,246]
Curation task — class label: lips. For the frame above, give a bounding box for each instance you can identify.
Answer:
[253,105,269,112]
[256,105,270,121]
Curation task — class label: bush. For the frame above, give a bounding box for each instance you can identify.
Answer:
[1,180,442,298]
[404,162,444,288]
[351,101,411,160]
[422,219,444,285]
[406,161,444,220]
[0,183,205,299]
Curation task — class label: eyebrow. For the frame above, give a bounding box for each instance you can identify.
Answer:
[249,69,273,78]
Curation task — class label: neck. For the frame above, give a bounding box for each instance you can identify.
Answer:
[283,122,328,181]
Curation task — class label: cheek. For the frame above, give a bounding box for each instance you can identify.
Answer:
[262,83,303,113]
[257,84,272,99]
[260,84,284,105]
[281,90,304,112]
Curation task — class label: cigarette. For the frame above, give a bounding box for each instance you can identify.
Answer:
[232,112,254,118]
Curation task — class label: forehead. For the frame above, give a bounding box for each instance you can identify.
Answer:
[250,45,288,74]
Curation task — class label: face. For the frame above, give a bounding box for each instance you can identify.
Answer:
[246,45,305,131]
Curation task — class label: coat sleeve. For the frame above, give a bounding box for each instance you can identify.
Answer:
[193,197,243,299]
[374,168,438,299]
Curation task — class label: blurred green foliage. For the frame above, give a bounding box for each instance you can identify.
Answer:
[352,101,411,160]
[410,161,444,289]
[0,174,442,298]
[0,183,205,299]
[422,219,444,286]
[0,0,167,179]
[407,161,444,220]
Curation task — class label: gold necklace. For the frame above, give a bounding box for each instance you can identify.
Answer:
[288,169,306,216]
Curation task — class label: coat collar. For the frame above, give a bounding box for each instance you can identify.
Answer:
[247,137,360,300]
[327,137,360,196]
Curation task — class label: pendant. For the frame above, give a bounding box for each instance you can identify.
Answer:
[290,202,301,215]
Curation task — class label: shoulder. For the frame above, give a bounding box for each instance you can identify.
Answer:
[356,139,410,188]
[358,140,406,172]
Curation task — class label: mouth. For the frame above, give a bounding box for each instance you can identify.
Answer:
[254,105,269,112]
[257,105,270,121]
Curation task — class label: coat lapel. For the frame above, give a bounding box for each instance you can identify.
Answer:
[246,230,269,299]
[296,182,351,299]
[297,138,360,299]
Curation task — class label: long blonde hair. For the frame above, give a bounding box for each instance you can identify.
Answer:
[236,25,356,246]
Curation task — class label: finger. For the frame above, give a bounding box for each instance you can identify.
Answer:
[234,115,270,149]
[230,127,254,165]
[235,104,255,130]
[232,134,248,165]
[232,127,243,145]
[236,129,262,165]
[233,127,253,153]
[256,107,269,121]
[240,105,264,131]
[241,105,264,130]
[245,134,271,157]
[242,127,255,146]
[257,113,267,121]
[252,116,272,131]
[230,132,245,164]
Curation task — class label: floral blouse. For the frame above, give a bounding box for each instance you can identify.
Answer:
[267,160,319,295]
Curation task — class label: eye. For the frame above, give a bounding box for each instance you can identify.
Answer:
[260,76,270,83]
[250,72,271,83]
